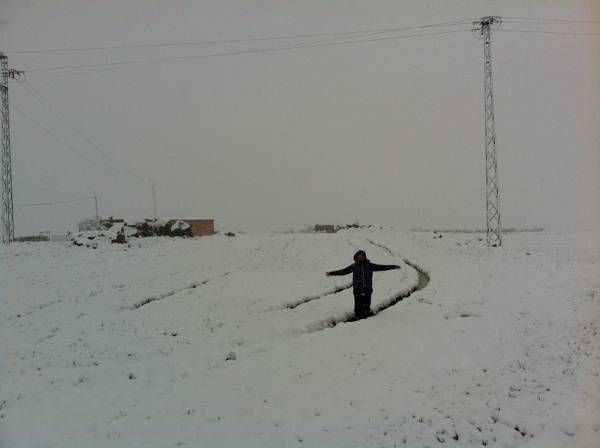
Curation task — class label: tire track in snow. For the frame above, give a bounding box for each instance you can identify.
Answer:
[275,237,358,310]
[126,272,231,310]
[124,237,279,311]
[304,237,430,332]
[253,235,297,271]
[363,237,395,257]
[283,282,353,309]
[364,236,430,293]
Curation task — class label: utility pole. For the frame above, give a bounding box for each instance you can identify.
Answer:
[1,53,23,244]
[473,17,502,247]
[94,195,99,221]
[150,179,157,219]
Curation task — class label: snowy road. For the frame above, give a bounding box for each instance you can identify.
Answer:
[1,229,599,447]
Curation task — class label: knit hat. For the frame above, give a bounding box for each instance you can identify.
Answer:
[353,250,367,262]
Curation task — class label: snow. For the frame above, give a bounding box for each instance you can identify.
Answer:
[147,219,166,228]
[170,221,191,232]
[124,226,139,238]
[1,229,599,447]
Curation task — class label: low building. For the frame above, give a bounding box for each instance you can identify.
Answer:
[15,234,50,242]
[167,219,215,237]
[314,224,336,233]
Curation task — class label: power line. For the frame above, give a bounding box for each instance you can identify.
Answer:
[11,103,141,183]
[500,16,600,24]
[6,16,599,80]
[13,21,599,82]
[17,31,372,76]
[29,14,600,82]
[17,80,147,183]
[15,195,95,207]
[498,29,600,36]
[20,65,167,82]
[17,30,394,82]
[5,18,476,55]
[21,28,473,76]
[13,93,157,216]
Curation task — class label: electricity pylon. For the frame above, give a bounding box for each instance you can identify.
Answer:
[1,53,23,244]
[473,17,502,247]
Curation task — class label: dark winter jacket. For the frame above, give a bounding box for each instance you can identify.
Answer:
[328,251,399,290]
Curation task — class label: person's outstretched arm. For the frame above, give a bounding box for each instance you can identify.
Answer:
[326,264,353,277]
[370,263,401,272]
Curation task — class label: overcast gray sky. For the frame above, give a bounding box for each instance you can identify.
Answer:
[2,0,599,235]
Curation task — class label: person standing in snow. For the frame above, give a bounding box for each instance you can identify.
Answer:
[326,250,400,319]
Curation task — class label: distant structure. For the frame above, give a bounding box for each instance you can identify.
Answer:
[76,217,214,237]
[168,219,214,237]
[77,216,119,232]
[15,234,51,242]
[314,224,336,233]
[473,17,502,247]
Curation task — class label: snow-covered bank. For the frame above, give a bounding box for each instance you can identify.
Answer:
[1,230,598,447]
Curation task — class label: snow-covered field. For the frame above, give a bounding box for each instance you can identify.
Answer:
[1,229,599,447]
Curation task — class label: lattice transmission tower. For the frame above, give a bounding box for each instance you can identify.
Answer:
[1,54,23,244]
[473,17,502,247]
[1,55,14,243]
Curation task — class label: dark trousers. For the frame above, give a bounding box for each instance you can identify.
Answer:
[353,288,373,319]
